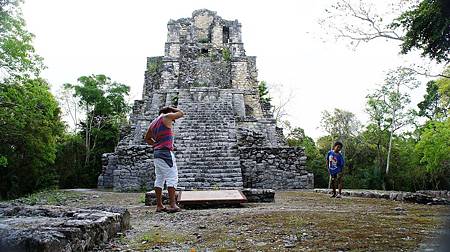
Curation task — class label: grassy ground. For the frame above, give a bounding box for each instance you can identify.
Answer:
[7,189,449,251]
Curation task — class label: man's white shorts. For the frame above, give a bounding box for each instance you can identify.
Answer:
[154,151,178,188]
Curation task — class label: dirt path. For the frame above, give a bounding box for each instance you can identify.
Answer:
[62,189,449,251]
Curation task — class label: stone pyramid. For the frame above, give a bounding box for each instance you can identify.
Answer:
[98,9,313,191]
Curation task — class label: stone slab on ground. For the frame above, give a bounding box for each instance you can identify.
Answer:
[0,204,130,252]
[145,189,273,206]
[177,190,247,206]
[314,189,450,205]
[241,188,275,203]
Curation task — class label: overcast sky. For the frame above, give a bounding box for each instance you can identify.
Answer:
[22,0,442,139]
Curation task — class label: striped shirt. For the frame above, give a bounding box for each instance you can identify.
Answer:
[149,115,174,151]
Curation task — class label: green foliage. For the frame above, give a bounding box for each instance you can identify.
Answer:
[415,119,450,189]
[366,68,418,132]
[59,74,130,188]
[138,193,146,204]
[417,80,447,120]
[10,189,81,205]
[0,156,7,167]
[258,81,272,103]
[391,0,450,63]
[65,75,130,117]
[53,134,87,188]
[171,94,179,106]
[435,67,450,109]
[147,59,162,75]
[198,37,210,43]
[287,127,328,188]
[320,108,361,143]
[192,81,207,87]
[0,78,64,199]
[222,47,231,62]
[365,68,419,185]
[0,0,44,81]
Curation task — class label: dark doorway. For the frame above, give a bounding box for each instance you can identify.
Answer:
[223,26,230,44]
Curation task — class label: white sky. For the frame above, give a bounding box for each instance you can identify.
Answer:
[22,0,442,139]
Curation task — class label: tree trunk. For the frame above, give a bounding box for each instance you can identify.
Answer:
[386,127,394,175]
[84,106,92,167]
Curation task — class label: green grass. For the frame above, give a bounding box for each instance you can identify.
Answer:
[132,229,193,250]
[138,193,146,204]
[10,189,82,205]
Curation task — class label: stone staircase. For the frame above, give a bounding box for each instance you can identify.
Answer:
[173,90,243,189]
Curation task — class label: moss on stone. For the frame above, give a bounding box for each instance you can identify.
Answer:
[222,47,231,62]
[147,59,162,75]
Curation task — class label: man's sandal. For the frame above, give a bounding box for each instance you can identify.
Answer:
[166,207,181,213]
[155,207,168,213]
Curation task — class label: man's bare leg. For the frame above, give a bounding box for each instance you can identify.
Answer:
[167,187,180,211]
[155,187,165,211]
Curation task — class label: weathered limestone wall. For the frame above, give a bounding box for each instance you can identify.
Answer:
[239,147,313,189]
[237,119,285,147]
[111,145,155,192]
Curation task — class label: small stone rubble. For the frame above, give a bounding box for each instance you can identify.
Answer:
[416,190,450,200]
[314,189,450,205]
[0,204,130,252]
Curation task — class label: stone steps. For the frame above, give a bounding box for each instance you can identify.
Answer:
[177,161,240,165]
[175,154,240,159]
[174,146,232,150]
[174,97,243,189]
[179,174,243,180]
[177,162,240,167]
[178,169,243,175]
[178,164,241,169]
[177,180,243,189]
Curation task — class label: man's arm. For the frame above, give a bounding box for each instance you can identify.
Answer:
[165,107,184,121]
[144,126,155,145]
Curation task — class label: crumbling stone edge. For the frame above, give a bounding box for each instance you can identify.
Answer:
[0,204,131,252]
[314,189,450,205]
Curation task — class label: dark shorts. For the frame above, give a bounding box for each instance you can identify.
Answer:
[331,172,344,180]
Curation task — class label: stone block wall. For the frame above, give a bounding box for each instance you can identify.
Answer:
[239,147,313,189]
[110,145,155,192]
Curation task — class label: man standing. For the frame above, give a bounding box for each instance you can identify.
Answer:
[327,142,345,198]
[145,106,184,213]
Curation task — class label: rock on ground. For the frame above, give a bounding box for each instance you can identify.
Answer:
[0,204,130,252]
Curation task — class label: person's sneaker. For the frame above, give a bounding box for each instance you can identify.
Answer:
[330,194,336,198]
[336,194,342,198]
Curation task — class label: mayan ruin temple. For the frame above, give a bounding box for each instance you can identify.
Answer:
[98,9,314,191]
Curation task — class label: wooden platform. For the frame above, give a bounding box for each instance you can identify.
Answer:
[177,190,247,205]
